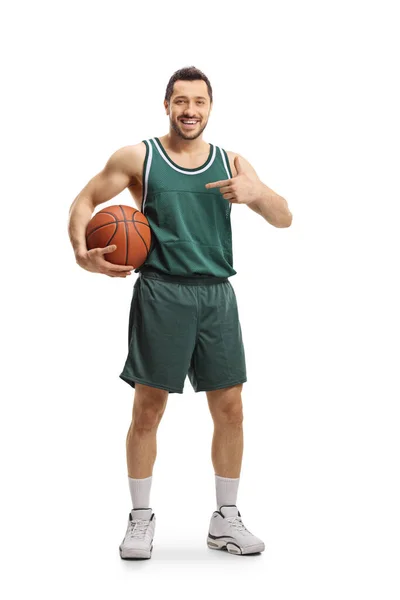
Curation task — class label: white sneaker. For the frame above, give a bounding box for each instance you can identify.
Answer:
[207,505,265,555]
[119,507,155,560]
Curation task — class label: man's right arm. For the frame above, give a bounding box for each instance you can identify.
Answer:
[68,144,144,276]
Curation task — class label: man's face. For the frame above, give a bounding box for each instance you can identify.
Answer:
[165,80,212,141]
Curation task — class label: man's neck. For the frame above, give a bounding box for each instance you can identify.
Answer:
[161,133,209,156]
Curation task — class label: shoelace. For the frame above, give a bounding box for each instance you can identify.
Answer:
[128,519,149,539]
[226,516,252,535]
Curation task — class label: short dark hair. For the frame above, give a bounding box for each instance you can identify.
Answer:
[165,66,213,104]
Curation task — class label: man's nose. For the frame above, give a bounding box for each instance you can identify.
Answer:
[184,102,198,115]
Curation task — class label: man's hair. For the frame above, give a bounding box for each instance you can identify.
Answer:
[165,66,213,104]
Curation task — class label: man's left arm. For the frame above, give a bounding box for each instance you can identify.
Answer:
[205,153,292,228]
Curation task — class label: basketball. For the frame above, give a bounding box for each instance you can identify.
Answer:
[86,205,152,268]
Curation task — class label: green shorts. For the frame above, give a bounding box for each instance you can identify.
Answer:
[119,268,247,394]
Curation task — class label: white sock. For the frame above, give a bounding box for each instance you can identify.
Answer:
[128,476,152,509]
[215,474,240,509]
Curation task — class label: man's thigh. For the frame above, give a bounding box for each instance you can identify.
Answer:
[188,280,247,393]
[120,276,198,394]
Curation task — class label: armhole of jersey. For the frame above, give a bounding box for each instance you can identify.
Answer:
[221,148,233,179]
[221,148,233,213]
[141,140,150,212]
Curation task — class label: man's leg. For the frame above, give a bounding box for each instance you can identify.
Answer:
[206,383,244,509]
[126,382,168,477]
[205,383,265,554]
[120,383,168,560]
[126,383,168,508]
[206,383,244,478]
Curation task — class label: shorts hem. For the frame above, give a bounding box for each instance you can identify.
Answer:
[119,373,183,394]
[195,378,247,393]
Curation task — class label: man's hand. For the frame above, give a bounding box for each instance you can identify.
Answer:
[76,245,134,278]
[205,156,262,205]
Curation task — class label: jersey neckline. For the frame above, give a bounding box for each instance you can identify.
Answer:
[154,137,214,172]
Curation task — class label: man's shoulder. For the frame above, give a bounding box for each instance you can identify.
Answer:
[109,142,147,181]
[118,142,147,161]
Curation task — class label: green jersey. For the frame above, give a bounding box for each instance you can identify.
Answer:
[135,137,237,278]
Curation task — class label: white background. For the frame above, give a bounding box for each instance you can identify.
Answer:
[1,0,399,597]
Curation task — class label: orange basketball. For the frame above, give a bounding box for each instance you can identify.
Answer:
[86,205,152,268]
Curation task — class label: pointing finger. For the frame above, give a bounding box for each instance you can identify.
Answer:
[205,179,232,189]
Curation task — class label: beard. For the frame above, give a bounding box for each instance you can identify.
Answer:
[171,117,208,140]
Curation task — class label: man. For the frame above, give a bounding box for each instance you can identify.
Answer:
[68,66,292,560]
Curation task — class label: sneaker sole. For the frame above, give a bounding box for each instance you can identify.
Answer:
[207,536,265,555]
[119,544,153,560]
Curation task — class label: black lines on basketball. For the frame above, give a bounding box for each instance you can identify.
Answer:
[86,212,117,240]
[132,214,150,254]
[106,222,118,247]
[100,211,119,218]
[120,205,129,267]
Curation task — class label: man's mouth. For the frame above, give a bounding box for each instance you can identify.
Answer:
[180,119,199,128]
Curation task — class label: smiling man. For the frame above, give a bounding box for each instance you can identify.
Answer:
[68,66,292,560]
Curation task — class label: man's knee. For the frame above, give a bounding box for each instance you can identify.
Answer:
[132,383,168,429]
[206,383,244,424]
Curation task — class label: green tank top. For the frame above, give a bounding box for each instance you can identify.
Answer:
[134,137,237,278]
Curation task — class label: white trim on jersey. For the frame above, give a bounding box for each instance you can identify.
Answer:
[152,137,217,175]
[218,147,233,213]
[219,146,231,180]
[142,139,153,212]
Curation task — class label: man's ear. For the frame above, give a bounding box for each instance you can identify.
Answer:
[164,99,169,115]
